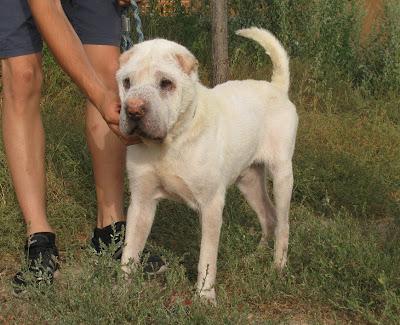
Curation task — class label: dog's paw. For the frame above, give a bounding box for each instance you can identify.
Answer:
[121,264,133,280]
[273,252,288,271]
[198,288,217,306]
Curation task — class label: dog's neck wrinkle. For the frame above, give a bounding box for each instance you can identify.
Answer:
[168,85,216,154]
[142,84,210,150]
[166,105,195,142]
[165,84,202,142]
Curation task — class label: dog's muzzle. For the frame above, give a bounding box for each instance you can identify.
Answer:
[119,95,167,141]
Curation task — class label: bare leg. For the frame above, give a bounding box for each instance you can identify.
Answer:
[270,160,293,270]
[83,45,126,228]
[1,54,52,235]
[236,164,276,246]
[197,193,225,303]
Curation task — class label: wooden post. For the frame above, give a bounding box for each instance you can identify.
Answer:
[211,0,228,86]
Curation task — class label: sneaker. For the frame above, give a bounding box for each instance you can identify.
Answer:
[90,221,167,274]
[142,251,168,275]
[91,221,125,259]
[13,232,59,292]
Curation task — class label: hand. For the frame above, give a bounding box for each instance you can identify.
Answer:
[117,0,142,7]
[98,90,142,145]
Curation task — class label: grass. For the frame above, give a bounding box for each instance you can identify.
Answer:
[1,57,399,324]
[1,2,400,323]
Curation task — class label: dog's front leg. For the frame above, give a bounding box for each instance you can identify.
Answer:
[197,194,225,303]
[121,192,157,275]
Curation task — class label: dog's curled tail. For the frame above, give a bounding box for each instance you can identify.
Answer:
[236,28,290,93]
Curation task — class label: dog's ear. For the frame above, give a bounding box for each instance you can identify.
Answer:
[119,48,135,67]
[175,53,198,76]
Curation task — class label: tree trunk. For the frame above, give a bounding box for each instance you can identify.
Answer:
[211,0,228,86]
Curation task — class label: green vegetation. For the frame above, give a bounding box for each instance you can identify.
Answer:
[0,1,399,323]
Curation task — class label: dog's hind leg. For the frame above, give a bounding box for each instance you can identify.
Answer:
[236,164,276,247]
[269,159,293,270]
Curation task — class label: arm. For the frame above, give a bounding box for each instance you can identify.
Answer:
[28,0,140,144]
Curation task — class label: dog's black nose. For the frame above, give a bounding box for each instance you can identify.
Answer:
[126,98,146,121]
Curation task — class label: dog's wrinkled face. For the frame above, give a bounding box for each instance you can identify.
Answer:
[117,39,199,141]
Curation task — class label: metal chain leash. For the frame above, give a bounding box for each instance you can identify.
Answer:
[121,0,144,52]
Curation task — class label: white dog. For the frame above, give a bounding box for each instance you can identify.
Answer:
[117,28,298,302]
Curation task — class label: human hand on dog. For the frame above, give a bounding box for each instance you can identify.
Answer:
[27,0,140,145]
[117,0,142,7]
[98,90,142,145]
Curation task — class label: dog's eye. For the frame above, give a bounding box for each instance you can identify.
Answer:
[160,78,174,91]
[123,78,131,90]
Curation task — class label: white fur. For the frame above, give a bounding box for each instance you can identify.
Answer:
[117,28,298,303]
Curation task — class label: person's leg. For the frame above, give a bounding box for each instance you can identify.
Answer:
[82,45,165,268]
[70,1,165,270]
[1,1,59,290]
[83,44,126,228]
[1,53,52,236]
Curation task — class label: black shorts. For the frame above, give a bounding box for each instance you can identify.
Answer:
[0,0,122,58]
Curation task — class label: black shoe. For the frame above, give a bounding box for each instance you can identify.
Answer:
[141,251,168,275]
[90,221,167,274]
[91,221,126,259]
[13,232,59,292]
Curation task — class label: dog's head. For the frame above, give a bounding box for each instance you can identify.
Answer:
[117,39,199,142]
